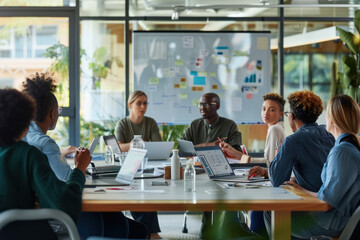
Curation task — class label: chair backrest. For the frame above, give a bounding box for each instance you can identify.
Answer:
[0,208,80,240]
[339,205,360,240]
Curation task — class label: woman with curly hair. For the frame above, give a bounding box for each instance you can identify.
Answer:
[0,89,91,239]
[274,94,360,238]
[249,90,334,192]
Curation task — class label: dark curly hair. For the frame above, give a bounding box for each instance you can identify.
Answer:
[288,90,323,124]
[22,72,58,122]
[263,93,286,112]
[0,89,35,145]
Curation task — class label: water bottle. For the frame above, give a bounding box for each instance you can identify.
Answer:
[171,149,180,180]
[105,145,114,164]
[184,159,196,192]
[130,135,145,149]
[130,135,146,172]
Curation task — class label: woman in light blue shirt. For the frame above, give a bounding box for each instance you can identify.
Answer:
[284,94,360,238]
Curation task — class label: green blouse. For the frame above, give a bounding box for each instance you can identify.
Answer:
[0,140,85,222]
[115,116,162,143]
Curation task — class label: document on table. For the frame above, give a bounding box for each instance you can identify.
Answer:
[84,187,165,194]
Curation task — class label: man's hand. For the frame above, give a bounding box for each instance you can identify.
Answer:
[61,145,77,156]
[248,166,268,178]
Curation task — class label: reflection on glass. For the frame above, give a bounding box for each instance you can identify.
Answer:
[0,17,69,107]
[80,0,124,16]
[80,21,126,146]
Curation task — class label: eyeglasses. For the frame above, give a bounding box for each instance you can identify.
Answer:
[197,102,217,108]
[58,107,63,115]
[135,101,148,107]
[284,111,292,117]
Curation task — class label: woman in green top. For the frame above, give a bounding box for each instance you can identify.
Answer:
[115,90,162,239]
[0,89,91,239]
[115,90,162,152]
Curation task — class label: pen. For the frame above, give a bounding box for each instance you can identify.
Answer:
[241,145,248,155]
[217,137,224,142]
[247,173,256,179]
[106,187,127,190]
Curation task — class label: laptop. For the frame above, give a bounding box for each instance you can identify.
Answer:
[66,137,100,158]
[103,135,122,154]
[195,146,268,183]
[177,139,197,157]
[85,148,147,187]
[144,141,174,160]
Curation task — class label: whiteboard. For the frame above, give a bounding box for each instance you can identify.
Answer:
[133,31,271,124]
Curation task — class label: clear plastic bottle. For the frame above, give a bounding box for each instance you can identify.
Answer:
[130,135,145,149]
[184,159,196,192]
[104,145,114,164]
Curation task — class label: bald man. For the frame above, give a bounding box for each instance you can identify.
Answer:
[182,92,242,151]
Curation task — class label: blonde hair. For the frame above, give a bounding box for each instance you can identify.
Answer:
[328,94,360,147]
[128,90,147,105]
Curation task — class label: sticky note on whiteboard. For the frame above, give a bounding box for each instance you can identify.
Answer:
[180,83,187,89]
[194,76,206,85]
[257,37,268,50]
[149,77,159,85]
[179,93,188,99]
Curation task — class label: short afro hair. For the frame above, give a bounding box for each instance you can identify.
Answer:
[262,93,286,112]
[0,89,35,145]
[22,72,57,122]
[288,90,323,124]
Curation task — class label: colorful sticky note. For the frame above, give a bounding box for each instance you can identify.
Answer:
[212,84,218,90]
[190,71,198,76]
[175,60,184,66]
[192,99,199,106]
[209,72,216,77]
[198,72,207,77]
[180,83,187,89]
[174,83,180,88]
[179,93,188,99]
[194,76,206,85]
[149,77,159,85]
[246,93,253,99]
[180,78,186,82]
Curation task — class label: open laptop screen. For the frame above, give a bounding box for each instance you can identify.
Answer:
[195,146,233,177]
[116,148,147,184]
[103,135,122,154]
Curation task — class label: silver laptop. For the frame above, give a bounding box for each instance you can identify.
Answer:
[144,141,174,160]
[177,139,197,157]
[195,146,268,183]
[103,135,122,154]
[85,148,147,187]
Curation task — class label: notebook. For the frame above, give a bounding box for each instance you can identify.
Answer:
[66,137,100,158]
[144,141,174,160]
[195,146,268,183]
[103,135,122,154]
[177,139,197,157]
[85,148,147,187]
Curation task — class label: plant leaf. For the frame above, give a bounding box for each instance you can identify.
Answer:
[337,27,359,55]
[342,55,357,79]
[355,9,360,37]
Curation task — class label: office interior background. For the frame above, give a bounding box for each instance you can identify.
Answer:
[0,0,358,152]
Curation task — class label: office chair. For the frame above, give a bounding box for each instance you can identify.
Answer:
[0,208,80,240]
[338,204,360,240]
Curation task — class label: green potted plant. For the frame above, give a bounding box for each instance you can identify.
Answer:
[336,9,360,103]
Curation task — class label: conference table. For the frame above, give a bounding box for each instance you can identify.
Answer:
[82,165,330,240]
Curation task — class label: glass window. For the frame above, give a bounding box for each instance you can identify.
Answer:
[80,0,125,17]
[129,0,279,17]
[80,21,126,145]
[0,0,75,7]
